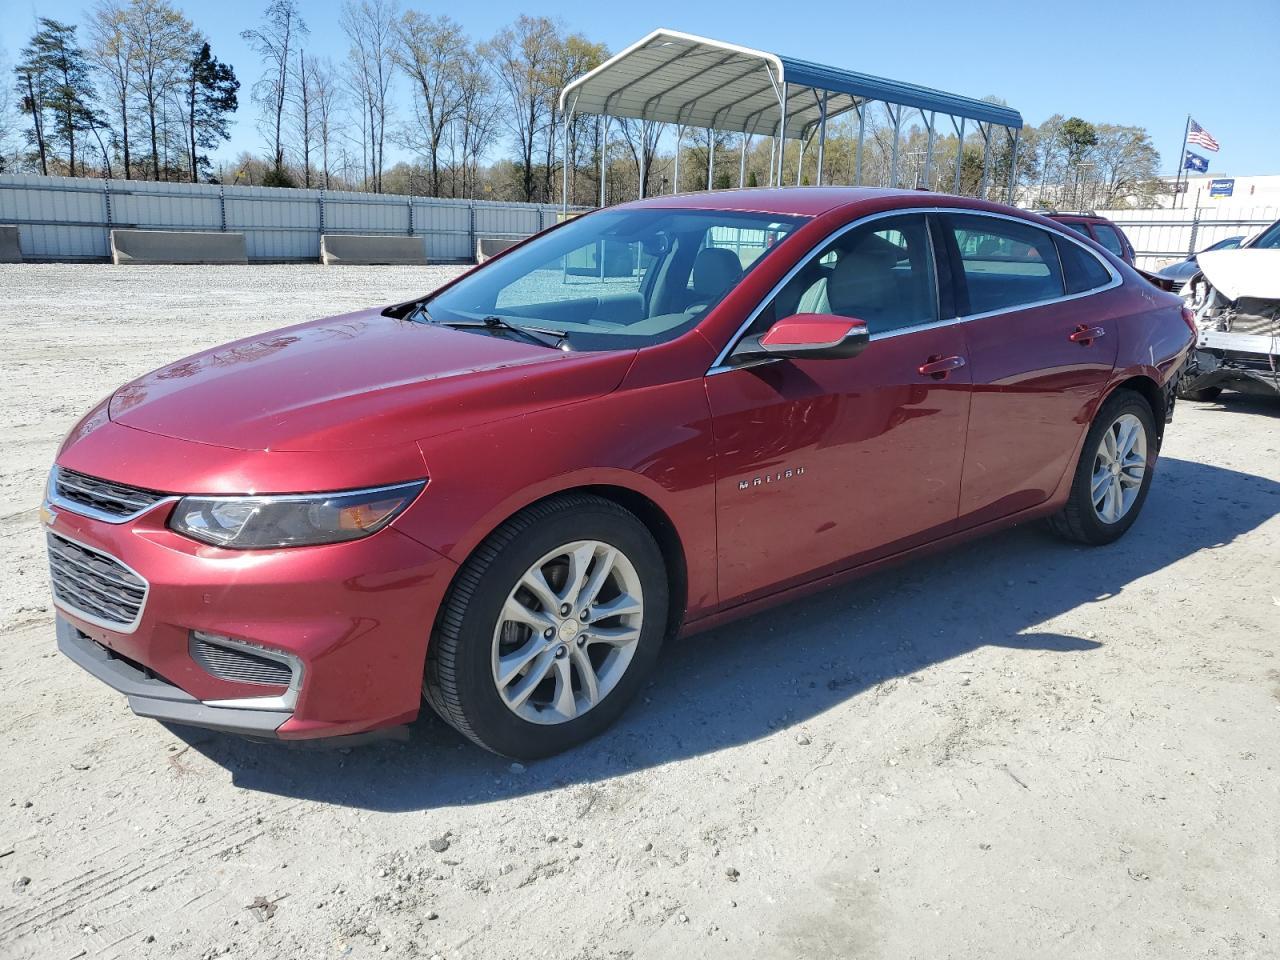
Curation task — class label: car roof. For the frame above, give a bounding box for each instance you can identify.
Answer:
[1043,212,1108,222]
[612,186,1023,219]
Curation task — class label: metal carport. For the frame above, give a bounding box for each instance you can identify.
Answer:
[559,29,1023,210]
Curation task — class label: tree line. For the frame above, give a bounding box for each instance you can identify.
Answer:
[2,2,1165,208]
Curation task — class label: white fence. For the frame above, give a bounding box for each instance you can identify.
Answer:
[0,174,572,262]
[1096,205,1279,269]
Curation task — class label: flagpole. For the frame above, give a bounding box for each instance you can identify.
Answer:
[1175,113,1191,210]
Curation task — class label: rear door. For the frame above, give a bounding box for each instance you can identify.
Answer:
[940,213,1120,528]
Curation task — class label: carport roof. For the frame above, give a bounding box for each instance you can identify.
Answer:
[561,29,1023,140]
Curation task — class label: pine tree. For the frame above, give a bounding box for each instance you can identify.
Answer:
[14,19,102,177]
[185,42,239,182]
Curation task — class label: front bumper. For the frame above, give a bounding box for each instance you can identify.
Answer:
[58,617,292,736]
[47,498,458,740]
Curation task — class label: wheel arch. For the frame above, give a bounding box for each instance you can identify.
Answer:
[1104,373,1166,446]
[443,480,690,642]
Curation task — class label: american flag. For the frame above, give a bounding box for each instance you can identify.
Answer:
[1187,119,1219,153]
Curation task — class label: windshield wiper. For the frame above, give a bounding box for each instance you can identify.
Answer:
[442,315,569,350]
[411,304,569,350]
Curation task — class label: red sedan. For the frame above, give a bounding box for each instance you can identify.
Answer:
[45,188,1194,758]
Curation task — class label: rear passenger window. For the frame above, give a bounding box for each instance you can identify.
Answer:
[1055,235,1113,294]
[750,214,937,337]
[947,214,1065,314]
[1092,225,1125,258]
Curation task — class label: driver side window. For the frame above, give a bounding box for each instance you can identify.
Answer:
[748,214,938,338]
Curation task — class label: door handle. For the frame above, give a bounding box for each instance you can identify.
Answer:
[918,355,966,379]
[1069,325,1107,345]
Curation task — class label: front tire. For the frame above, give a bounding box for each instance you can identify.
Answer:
[424,494,668,759]
[1049,390,1157,545]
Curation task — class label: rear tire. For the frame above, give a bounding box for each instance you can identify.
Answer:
[1049,390,1156,546]
[424,494,668,759]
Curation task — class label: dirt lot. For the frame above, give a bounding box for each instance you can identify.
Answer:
[1,264,1277,960]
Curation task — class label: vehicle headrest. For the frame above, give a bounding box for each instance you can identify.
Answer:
[826,243,899,316]
[691,247,742,299]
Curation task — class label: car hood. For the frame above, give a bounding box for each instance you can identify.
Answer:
[1156,259,1199,281]
[109,309,635,451]
[1195,249,1280,301]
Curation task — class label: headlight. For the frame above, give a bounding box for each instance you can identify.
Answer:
[169,481,425,549]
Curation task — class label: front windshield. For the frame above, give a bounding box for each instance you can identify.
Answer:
[425,208,805,351]
[1251,220,1280,249]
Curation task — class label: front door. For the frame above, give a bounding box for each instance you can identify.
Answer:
[705,213,972,607]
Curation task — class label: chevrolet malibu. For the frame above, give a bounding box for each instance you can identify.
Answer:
[45,188,1194,758]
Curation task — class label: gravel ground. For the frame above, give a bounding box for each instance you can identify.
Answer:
[0,264,1278,960]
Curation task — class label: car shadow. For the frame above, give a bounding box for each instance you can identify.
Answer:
[1198,391,1280,418]
[176,456,1280,810]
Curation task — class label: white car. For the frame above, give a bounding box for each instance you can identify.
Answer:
[1178,218,1280,401]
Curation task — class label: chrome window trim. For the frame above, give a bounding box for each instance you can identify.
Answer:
[46,530,150,635]
[706,205,1123,375]
[46,467,179,526]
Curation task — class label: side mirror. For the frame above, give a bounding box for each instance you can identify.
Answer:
[733,313,870,363]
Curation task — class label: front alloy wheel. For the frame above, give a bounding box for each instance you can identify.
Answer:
[493,540,644,725]
[425,494,667,759]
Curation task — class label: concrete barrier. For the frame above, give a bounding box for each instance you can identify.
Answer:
[476,237,520,263]
[0,225,22,263]
[320,234,428,266]
[110,229,247,265]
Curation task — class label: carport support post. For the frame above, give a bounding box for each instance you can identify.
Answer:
[979,122,992,200]
[1006,128,1021,203]
[599,116,607,207]
[776,84,787,187]
[562,110,571,213]
[952,116,966,194]
[796,140,805,186]
[816,91,828,186]
[672,125,681,194]
[638,132,647,199]
[707,129,715,190]
[739,135,748,187]
[855,103,867,186]
[923,111,936,190]
[887,103,902,189]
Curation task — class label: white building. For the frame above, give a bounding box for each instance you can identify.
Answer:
[1156,173,1280,209]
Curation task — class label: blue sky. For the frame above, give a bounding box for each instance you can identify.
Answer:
[8,0,1279,176]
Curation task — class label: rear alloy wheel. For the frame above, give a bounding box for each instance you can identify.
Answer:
[1049,391,1157,545]
[425,494,667,759]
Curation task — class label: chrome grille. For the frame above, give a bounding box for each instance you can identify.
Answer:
[191,635,293,687]
[47,533,148,631]
[53,468,169,521]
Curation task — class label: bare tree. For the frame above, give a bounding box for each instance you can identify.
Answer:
[241,0,307,182]
[341,0,397,192]
[126,0,194,180]
[454,47,496,198]
[394,11,466,197]
[288,48,314,186]
[484,15,559,202]
[309,57,341,188]
[618,119,663,197]
[542,32,607,202]
[88,0,136,178]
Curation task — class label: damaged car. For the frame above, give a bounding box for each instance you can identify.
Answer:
[1178,218,1280,401]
